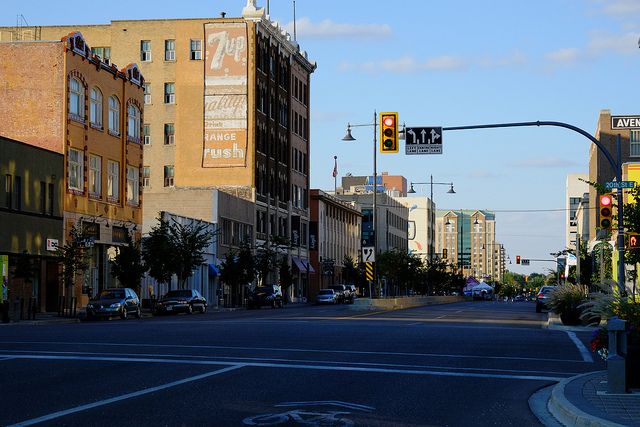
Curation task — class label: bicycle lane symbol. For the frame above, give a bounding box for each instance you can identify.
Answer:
[242,401,375,426]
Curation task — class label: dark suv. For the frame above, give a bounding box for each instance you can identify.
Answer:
[247,285,283,309]
[536,285,557,313]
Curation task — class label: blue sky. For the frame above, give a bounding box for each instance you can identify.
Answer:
[4,0,640,275]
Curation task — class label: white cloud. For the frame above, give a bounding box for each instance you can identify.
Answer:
[545,48,582,64]
[512,157,580,168]
[587,30,640,55]
[283,17,391,39]
[595,0,640,17]
[424,55,468,70]
[478,51,528,68]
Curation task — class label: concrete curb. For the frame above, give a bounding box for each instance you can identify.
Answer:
[349,296,465,311]
[548,371,626,427]
[545,312,599,332]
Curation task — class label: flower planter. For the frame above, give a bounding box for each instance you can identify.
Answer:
[560,311,581,326]
[627,343,640,389]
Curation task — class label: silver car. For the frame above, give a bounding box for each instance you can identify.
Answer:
[316,289,337,304]
[536,285,557,313]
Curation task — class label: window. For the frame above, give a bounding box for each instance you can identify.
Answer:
[140,40,151,61]
[68,77,84,121]
[126,165,140,205]
[4,175,11,208]
[40,181,46,214]
[143,124,151,145]
[127,104,141,141]
[143,166,150,187]
[164,165,174,187]
[108,96,120,135]
[164,83,175,104]
[68,148,83,192]
[190,39,202,60]
[91,47,111,61]
[143,83,151,105]
[89,155,102,197]
[631,130,640,157]
[164,123,175,145]
[165,39,175,61]
[48,183,54,215]
[107,160,119,201]
[13,176,21,211]
[89,87,103,128]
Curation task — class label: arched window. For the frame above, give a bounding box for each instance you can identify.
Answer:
[68,77,84,121]
[90,87,103,128]
[127,104,140,141]
[108,96,120,135]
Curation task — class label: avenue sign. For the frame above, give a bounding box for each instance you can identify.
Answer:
[611,115,640,129]
[405,127,443,155]
[605,181,636,190]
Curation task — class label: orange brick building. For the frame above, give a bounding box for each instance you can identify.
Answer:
[0,32,144,305]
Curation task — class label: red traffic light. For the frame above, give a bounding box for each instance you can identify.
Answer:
[600,194,612,207]
[516,255,521,264]
[380,112,398,153]
[383,116,395,127]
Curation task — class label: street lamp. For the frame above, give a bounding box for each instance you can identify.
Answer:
[407,176,455,262]
[342,111,379,297]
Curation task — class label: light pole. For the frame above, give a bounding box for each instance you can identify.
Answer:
[342,111,378,296]
[407,176,455,263]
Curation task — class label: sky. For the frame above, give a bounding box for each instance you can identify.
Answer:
[3,0,640,275]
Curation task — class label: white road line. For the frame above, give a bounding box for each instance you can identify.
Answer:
[0,349,581,376]
[2,353,565,382]
[565,331,594,363]
[0,356,15,361]
[7,365,243,427]
[0,340,588,364]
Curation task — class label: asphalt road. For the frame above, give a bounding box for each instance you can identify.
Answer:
[0,300,602,426]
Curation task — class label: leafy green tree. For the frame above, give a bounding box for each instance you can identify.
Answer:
[255,236,289,285]
[424,258,463,295]
[142,215,176,290]
[377,250,424,296]
[278,257,294,303]
[169,219,214,289]
[342,255,359,286]
[110,231,146,295]
[55,223,90,292]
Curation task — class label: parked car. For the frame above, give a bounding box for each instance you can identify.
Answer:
[316,289,337,304]
[536,285,557,313]
[247,285,283,309]
[86,288,141,320]
[155,289,207,315]
[345,285,357,303]
[328,284,347,303]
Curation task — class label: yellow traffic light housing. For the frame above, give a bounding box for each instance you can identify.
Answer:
[599,193,613,230]
[380,112,398,153]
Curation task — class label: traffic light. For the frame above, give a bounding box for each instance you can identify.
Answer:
[629,233,640,249]
[599,193,613,230]
[516,255,521,264]
[380,112,398,153]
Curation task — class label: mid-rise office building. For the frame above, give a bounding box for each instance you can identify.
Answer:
[0,32,144,305]
[566,173,589,250]
[9,3,317,294]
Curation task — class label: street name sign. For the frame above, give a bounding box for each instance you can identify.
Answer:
[521,259,530,266]
[605,181,635,190]
[611,116,640,129]
[405,127,442,155]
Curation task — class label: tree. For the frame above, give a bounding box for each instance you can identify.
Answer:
[255,236,288,285]
[56,223,90,290]
[110,230,146,295]
[219,243,256,307]
[169,219,213,289]
[278,257,294,303]
[342,255,362,287]
[377,250,424,296]
[142,215,176,290]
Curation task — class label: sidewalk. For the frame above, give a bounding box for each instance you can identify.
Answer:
[0,311,79,326]
[534,312,640,426]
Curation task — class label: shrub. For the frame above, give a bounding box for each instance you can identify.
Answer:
[547,284,585,317]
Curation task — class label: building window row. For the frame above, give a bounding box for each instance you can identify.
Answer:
[140,39,203,63]
[68,76,141,141]
[3,174,55,215]
[67,147,140,205]
[292,75,308,106]
[293,110,308,140]
[221,217,253,246]
[292,148,307,174]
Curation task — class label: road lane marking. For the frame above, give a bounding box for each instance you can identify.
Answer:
[0,349,581,376]
[7,364,244,427]
[0,353,565,382]
[269,316,546,326]
[0,341,589,364]
[565,331,594,362]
